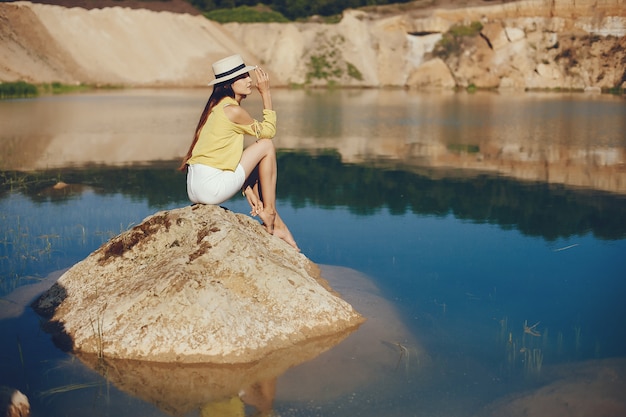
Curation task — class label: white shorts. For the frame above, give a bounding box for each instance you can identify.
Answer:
[186,163,246,205]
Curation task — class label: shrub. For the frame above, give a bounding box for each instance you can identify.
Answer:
[449,21,483,37]
[204,5,288,23]
[346,62,363,81]
[432,21,484,60]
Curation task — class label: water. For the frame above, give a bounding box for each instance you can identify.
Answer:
[1,89,625,416]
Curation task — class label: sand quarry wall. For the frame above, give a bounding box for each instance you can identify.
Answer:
[0,1,258,86]
[0,0,625,89]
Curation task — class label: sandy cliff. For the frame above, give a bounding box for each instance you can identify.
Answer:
[0,1,259,86]
[0,0,624,89]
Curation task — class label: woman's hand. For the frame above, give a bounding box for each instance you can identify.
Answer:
[254,66,272,110]
[243,185,264,217]
[255,67,270,95]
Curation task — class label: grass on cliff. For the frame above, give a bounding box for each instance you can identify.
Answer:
[302,33,364,87]
[204,4,288,23]
[433,21,483,59]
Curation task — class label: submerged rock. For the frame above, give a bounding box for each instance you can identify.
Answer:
[474,358,626,417]
[32,204,363,364]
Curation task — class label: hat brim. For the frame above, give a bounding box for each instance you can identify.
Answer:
[208,65,257,86]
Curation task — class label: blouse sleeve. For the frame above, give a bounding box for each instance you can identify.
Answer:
[236,109,277,139]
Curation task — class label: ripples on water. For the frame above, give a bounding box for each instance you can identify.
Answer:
[1,89,625,417]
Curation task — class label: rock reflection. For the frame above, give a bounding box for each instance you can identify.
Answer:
[77,328,354,416]
[71,265,426,416]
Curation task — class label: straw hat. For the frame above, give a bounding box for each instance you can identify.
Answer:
[208,54,256,86]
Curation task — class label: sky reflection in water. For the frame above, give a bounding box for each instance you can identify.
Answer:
[1,89,626,416]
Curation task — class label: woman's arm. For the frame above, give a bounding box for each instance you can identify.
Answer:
[225,67,276,138]
[224,67,272,125]
[255,67,272,111]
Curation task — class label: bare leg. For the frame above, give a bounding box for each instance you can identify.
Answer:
[239,139,299,250]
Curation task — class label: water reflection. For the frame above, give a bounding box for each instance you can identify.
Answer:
[1,89,625,193]
[2,154,625,291]
[0,90,201,170]
[276,90,626,194]
[75,328,353,416]
[277,151,626,240]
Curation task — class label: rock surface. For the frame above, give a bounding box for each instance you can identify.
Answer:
[1,0,624,90]
[32,204,364,364]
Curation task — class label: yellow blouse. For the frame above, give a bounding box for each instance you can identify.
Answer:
[187,97,277,171]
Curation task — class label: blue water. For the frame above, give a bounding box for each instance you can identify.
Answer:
[283,199,626,362]
[1,173,625,415]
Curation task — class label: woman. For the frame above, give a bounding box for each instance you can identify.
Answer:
[180,54,298,250]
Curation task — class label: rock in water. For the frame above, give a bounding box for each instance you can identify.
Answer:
[0,386,30,417]
[32,204,363,364]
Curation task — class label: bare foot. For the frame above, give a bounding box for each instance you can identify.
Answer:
[243,186,263,216]
[257,208,276,235]
[256,210,298,251]
[273,215,299,251]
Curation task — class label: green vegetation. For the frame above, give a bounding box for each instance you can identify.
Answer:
[432,21,484,60]
[304,34,363,86]
[346,62,363,81]
[39,82,93,95]
[189,0,414,22]
[204,4,288,22]
[447,143,480,154]
[449,21,483,37]
[306,54,340,83]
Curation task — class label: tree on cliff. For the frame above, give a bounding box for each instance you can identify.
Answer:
[189,0,413,20]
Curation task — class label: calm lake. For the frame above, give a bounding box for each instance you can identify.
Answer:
[1,89,626,417]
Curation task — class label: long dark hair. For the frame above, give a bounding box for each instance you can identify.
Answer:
[178,82,236,172]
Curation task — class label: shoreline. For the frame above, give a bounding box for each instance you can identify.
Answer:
[2,81,624,99]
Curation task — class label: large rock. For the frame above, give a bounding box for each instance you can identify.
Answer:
[32,204,364,364]
[407,58,456,89]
